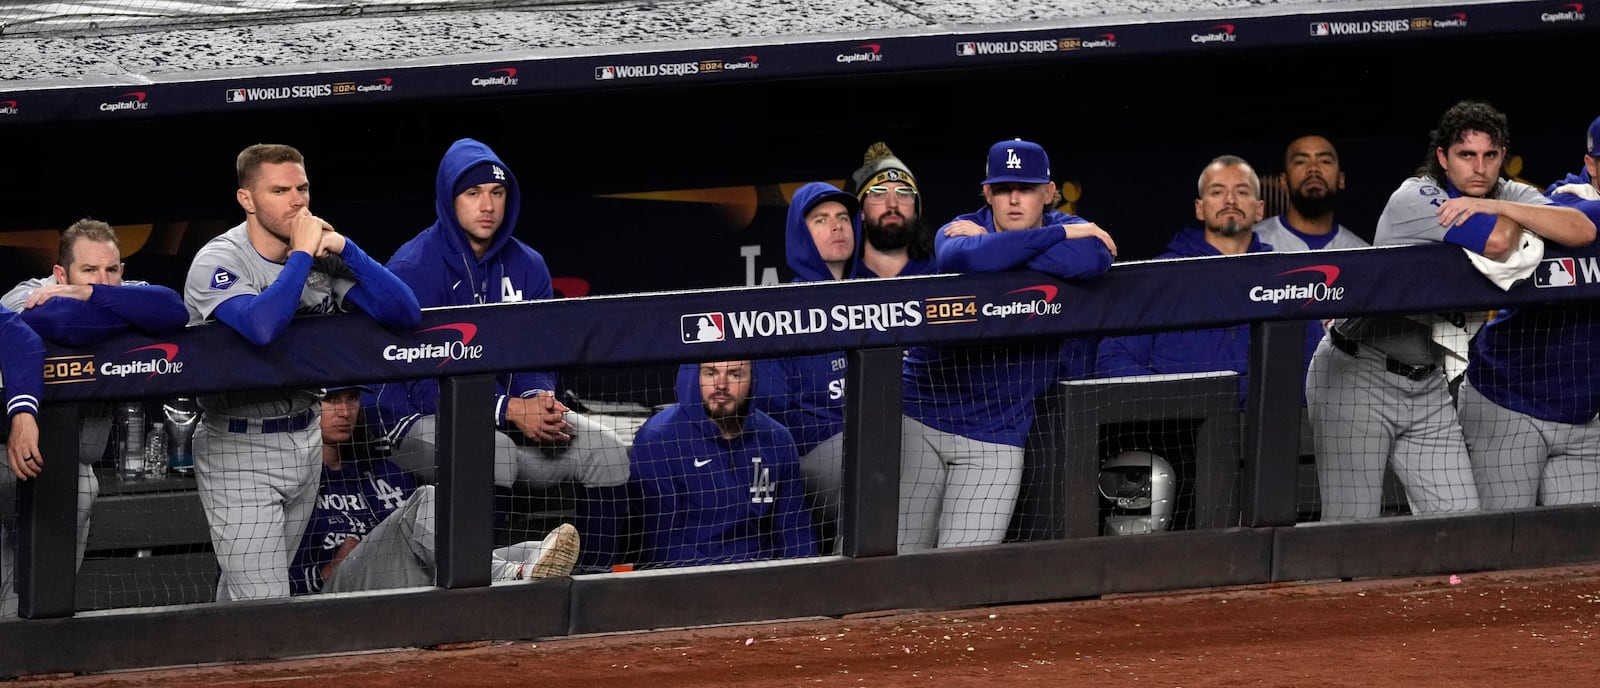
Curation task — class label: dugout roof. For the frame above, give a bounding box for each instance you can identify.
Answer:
[1,0,1585,124]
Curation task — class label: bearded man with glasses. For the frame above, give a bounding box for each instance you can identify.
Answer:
[848,142,937,278]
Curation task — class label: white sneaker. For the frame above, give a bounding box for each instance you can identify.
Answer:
[527,523,580,579]
[494,558,525,583]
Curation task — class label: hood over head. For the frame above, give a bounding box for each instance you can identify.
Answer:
[785,181,860,282]
[674,360,758,436]
[433,137,522,260]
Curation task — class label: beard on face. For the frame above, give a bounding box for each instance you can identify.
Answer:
[705,394,745,421]
[1288,184,1339,218]
[864,211,924,252]
[1210,218,1249,237]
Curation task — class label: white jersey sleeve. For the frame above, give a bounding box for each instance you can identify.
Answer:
[1374,176,1451,246]
[1498,178,1555,206]
[184,224,262,324]
[1,276,52,312]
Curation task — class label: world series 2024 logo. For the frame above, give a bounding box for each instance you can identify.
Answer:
[679,288,1066,344]
[681,302,923,344]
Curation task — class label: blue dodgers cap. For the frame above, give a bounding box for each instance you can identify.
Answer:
[453,161,509,196]
[1588,115,1600,157]
[323,384,374,395]
[983,138,1051,185]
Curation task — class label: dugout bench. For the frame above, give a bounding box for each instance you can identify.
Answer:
[78,466,217,610]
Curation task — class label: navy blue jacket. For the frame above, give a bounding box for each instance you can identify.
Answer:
[0,307,43,423]
[752,182,859,456]
[1466,172,1600,424]
[632,363,818,567]
[1096,228,1272,379]
[902,205,1113,447]
[373,138,553,445]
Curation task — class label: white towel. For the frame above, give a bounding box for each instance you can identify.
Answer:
[1462,230,1545,291]
[1551,183,1600,201]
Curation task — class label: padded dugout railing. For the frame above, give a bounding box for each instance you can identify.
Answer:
[6,241,1600,678]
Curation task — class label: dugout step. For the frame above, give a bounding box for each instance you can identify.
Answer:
[80,465,218,610]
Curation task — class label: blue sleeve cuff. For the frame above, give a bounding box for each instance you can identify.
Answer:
[1443,212,1496,254]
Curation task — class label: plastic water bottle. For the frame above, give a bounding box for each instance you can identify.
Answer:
[117,402,146,482]
[144,430,168,479]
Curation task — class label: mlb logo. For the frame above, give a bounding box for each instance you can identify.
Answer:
[1535,258,1578,288]
[210,266,239,290]
[226,89,247,103]
[595,66,616,80]
[956,42,976,56]
[681,313,725,343]
[1310,22,1330,36]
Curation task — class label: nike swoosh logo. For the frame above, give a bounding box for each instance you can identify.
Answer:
[693,458,713,468]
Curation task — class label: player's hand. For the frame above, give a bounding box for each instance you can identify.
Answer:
[317,229,348,257]
[942,220,987,238]
[22,283,93,309]
[506,392,573,446]
[320,534,361,581]
[7,414,42,480]
[288,209,332,256]
[1065,222,1118,257]
[1436,197,1500,227]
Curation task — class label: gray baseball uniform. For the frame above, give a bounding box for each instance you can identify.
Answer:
[1457,377,1600,508]
[183,222,355,601]
[1251,216,1371,252]
[315,485,570,592]
[1309,176,1548,520]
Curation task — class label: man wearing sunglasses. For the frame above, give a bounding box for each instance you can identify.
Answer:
[848,142,936,278]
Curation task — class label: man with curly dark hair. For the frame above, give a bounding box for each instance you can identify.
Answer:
[1308,101,1595,521]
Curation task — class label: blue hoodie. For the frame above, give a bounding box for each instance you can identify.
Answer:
[0,307,43,428]
[854,254,938,279]
[902,205,1113,447]
[1096,228,1273,380]
[1467,172,1600,424]
[752,182,859,456]
[373,138,554,444]
[632,362,818,567]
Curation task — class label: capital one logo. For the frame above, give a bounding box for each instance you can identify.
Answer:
[1541,2,1585,21]
[983,284,1063,319]
[1249,265,1346,307]
[383,323,485,367]
[472,67,519,87]
[1192,24,1237,43]
[99,91,149,112]
[101,343,183,380]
